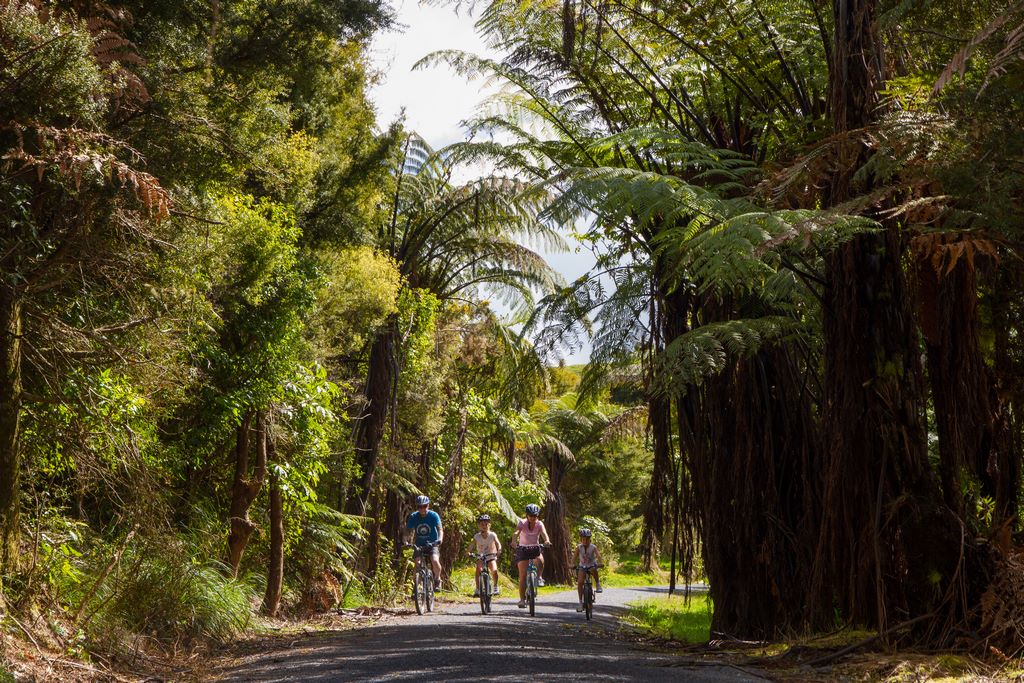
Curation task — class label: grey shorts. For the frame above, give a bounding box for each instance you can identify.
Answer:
[415,544,439,559]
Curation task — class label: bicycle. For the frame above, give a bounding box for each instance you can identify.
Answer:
[405,542,439,615]
[469,552,499,614]
[576,563,603,621]
[520,544,547,616]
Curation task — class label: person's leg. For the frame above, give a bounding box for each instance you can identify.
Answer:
[431,549,442,588]
[517,559,528,602]
[536,553,545,585]
[474,559,483,595]
[593,567,601,592]
[487,559,499,592]
[577,570,584,601]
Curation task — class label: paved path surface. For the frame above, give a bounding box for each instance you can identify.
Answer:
[220,586,764,682]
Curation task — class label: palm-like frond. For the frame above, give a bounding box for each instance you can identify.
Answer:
[384,136,567,317]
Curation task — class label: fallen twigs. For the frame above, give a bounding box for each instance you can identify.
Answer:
[803,612,936,667]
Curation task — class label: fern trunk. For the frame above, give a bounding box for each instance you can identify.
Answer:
[640,392,671,570]
[919,252,1019,521]
[817,0,969,634]
[692,343,828,638]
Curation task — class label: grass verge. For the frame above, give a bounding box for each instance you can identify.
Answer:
[622,594,712,644]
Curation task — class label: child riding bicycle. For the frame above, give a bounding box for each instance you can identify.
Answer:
[576,528,602,612]
[469,513,501,597]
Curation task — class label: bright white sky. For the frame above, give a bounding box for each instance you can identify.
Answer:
[368,1,595,364]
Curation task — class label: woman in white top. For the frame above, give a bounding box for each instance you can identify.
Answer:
[470,514,501,596]
[513,503,550,608]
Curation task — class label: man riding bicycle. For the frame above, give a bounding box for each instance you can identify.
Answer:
[513,503,550,608]
[405,495,443,590]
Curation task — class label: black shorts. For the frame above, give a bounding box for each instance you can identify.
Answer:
[515,545,542,562]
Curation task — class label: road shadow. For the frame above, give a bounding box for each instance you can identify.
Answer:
[217,587,746,683]
[218,615,728,683]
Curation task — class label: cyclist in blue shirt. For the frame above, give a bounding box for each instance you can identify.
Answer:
[405,495,443,590]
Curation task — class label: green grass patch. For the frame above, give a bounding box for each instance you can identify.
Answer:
[623,594,713,644]
[448,565,520,602]
[602,552,668,587]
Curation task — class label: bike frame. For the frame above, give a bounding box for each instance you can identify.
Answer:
[472,552,497,614]
[526,556,540,616]
[410,544,436,614]
[577,564,596,620]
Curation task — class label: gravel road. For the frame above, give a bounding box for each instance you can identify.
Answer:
[220,586,763,682]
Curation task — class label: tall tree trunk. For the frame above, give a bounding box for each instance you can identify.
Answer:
[438,524,461,588]
[544,454,574,585]
[227,410,267,576]
[436,400,469,586]
[640,392,672,570]
[0,287,22,573]
[381,487,404,567]
[440,401,468,505]
[818,0,964,633]
[642,276,689,572]
[349,323,398,515]
[263,455,284,616]
[989,265,1023,522]
[918,248,1017,521]
[695,347,828,638]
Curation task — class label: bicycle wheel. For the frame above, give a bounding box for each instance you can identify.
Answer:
[527,571,536,616]
[585,582,593,621]
[413,569,425,615]
[426,570,435,612]
[480,572,491,614]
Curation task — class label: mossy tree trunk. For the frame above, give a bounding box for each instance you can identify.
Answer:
[0,286,23,574]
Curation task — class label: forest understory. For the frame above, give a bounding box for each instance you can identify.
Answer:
[3,0,1024,680]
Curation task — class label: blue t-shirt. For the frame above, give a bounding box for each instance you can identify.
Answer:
[406,510,442,547]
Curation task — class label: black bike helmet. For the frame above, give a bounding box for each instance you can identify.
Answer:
[525,503,541,516]
[477,514,491,522]
[579,528,592,538]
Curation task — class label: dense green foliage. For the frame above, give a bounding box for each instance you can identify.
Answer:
[3,0,1024,673]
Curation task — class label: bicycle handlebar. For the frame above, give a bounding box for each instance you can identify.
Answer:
[405,541,441,551]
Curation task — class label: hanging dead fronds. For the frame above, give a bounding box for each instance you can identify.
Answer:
[933,2,1024,95]
[2,124,171,219]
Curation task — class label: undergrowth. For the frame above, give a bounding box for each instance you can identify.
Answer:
[623,594,713,644]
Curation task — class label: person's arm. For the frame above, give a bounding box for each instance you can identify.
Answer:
[540,522,551,545]
[436,517,444,545]
[512,522,521,548]
[493,533,502,554]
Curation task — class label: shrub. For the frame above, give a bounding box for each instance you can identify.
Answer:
[70,536,258,645]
